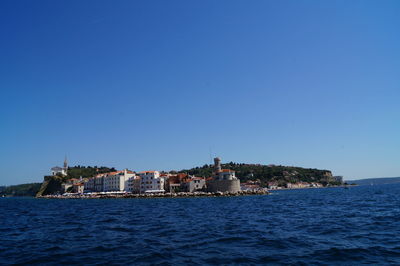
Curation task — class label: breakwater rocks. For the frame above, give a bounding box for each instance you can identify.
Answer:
[37,190,269,199]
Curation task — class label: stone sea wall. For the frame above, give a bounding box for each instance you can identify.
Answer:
[37,190,267,199]
[207,180,241,193]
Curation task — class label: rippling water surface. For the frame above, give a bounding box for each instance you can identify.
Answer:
[2,184,400,265]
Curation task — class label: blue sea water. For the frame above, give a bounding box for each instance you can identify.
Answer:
[1,184,400,265]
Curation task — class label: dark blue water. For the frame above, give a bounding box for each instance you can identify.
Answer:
[1,184,400,265]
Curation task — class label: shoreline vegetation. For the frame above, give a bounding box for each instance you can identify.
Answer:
[0,183,42,197]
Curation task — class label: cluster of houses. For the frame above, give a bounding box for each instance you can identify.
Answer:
[267,181,324,190]
[61,171,325,194]
[61,170,208,194]
[53,157,242,194]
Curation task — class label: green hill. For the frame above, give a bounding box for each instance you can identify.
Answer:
[65,166,117,180]
[0,183,42,197]
[180,162,338,186]
[36,166,116,196]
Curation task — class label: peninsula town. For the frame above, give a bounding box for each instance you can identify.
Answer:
[35,157,344,198]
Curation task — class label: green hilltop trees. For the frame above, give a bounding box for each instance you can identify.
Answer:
[180,162,338,187]
[0,183,42,197]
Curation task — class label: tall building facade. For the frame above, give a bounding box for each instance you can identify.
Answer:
[138,171,165,193]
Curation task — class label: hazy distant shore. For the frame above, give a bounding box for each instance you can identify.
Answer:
[268,184,356,191]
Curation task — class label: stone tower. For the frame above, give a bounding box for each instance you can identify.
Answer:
[214,157,221,173]
[207,157,240,193]
[63,156,68,173]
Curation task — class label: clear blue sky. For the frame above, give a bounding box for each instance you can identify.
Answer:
[1,0,399,185]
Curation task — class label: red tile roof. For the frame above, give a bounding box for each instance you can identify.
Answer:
[221,169,234,172]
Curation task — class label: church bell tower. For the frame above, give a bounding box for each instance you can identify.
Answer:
[63,156,68,173]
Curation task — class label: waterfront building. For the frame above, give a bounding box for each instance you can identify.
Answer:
[84,177,95,192]
[133,177,141,193]
[241,182,261,191]
[138,171,165,193]
[267,181,279,190]
[94,174,106,192]
[103,169,135,192]
[73,183,84,194]
[215,169,236,181]
[287,182,307,189]
[181,177,206,192]
[207,157,241,193]
[126,175,141,193]
[51,157,68,176]
[61,183,73,193]
[167,173,188,192]
[311,182,323,188]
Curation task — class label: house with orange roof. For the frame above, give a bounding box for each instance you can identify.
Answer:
[166,173,190,192]
[84,172,108,192]
[215,169,237,181]
[73,183,84,194]
[181,176,206,192]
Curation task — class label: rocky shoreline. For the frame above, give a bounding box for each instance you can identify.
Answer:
[37,190,269,199]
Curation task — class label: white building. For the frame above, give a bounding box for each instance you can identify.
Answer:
[73,183,84,194]
[216,169,237,180]
[51,157,68,176]
[84,178,95,192]
[138,171,165,193]
[103,169,135,192]
[181,177,206,192]
[94,174,106,192]
[126,176,141,193]
[84,173,107,192]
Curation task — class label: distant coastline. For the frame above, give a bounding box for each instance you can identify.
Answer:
[347,177,400,186]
